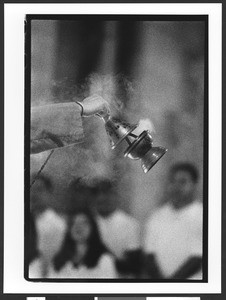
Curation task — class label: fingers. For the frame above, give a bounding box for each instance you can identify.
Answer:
[81,95,110,117]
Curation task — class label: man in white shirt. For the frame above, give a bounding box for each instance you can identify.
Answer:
[143,162,203,280]
[92,178,141,277]
[29,175,67,278]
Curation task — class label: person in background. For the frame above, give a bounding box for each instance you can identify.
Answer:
[66,178,94,212]
[29,95,110,277]
[49,209,117,278]
[92,178,142,278]
[143,162,203,280]
[31,94,110,154]
[29,175,67,278]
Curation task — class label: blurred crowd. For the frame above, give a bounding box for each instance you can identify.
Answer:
[29,161,203,280]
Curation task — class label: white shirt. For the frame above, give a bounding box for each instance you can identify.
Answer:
[49,254,117,278]
[29,254,117,279]
[97,210,140,259]
[29,256,54,278]
[144,201,203,279]
[35,209,67,259]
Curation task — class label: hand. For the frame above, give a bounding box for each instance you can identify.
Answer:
[77,95,110,117]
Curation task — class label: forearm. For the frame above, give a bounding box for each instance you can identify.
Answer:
[30,102,84,154]
[170,256,202,279]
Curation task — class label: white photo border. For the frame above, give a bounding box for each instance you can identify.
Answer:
[4,2,222,294]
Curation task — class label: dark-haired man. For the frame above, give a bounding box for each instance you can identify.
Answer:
[92,178,142,278]
[29,175,67,278]
[143,162,203,280]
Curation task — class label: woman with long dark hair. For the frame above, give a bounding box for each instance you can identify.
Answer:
[49,209,117,278]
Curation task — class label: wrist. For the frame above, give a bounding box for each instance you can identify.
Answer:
[75,101,84,116]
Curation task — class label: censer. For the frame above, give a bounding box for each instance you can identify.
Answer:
[97,112,167,173]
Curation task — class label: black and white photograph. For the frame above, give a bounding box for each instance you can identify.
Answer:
[3,2,222,295]
[27,15,207,281]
